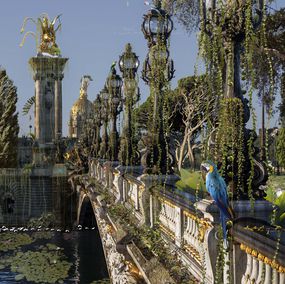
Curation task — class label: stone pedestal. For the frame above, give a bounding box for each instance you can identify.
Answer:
[195,199,275,284]
[196,199,274,224]
[138,174,180,227]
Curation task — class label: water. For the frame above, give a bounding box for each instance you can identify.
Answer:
[0,229,109,284]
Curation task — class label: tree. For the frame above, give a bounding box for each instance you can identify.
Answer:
[162,0,199,34]
[135,75,214,170]
[176,75,214,170]
[0,68,19,167]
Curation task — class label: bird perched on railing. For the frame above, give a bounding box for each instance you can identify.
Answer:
[201,160,235,240]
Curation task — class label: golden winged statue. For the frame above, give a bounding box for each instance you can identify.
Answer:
[20,13,62,55]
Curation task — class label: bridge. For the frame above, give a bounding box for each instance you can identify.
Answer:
[72,159,285,284]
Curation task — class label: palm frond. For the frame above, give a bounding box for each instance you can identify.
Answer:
[22,96,35,115]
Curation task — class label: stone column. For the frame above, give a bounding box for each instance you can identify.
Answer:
[29,56,68,144]
[54,74,64,140]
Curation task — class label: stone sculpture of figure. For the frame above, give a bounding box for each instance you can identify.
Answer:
[20,13,62,55]
[80,75,93,98]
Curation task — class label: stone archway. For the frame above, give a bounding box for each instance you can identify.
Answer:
[78,195,98,228]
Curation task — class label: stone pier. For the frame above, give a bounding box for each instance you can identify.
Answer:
[29,55,68,144]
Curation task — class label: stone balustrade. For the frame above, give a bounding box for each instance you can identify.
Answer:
[86,158,285,284]
[240,243,285,284]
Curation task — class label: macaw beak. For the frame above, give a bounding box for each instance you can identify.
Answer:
[201,162,210,173]
[200,162,210,181]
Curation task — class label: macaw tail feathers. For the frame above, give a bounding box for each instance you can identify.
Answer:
[221,214,227,240]
[216,199,235,220]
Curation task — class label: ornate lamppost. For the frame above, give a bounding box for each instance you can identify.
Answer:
[99,87,110,160]
[141,0,174,174]
[118,43,140,165]
[201,0,266,198]
[93,96,102,158]
[106,67,123,161]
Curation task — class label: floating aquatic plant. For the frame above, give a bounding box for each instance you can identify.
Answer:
[0,232,33,252]
[1,245,72,283]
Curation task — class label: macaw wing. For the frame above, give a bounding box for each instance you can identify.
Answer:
[217,175,235,219]
[215,197,234,220]
[206,176,222,201]
[206,175,234,220]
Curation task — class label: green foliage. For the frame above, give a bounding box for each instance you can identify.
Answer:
[27,212,56,229]
[276,128,285,167]
[162,0,199,34]
[176,168,206,193]
[265,177,285,226]
[107,203,196,283]
[275,192,285,225]
[22,95,35,115]
[0,68,19,167]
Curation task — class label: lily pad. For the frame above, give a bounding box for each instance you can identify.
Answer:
[15,274,25,281]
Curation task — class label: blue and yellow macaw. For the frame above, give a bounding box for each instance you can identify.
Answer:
[201,161,235,239]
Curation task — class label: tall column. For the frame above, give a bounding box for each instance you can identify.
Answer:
[55,75,64,140]
[29,56,68,144]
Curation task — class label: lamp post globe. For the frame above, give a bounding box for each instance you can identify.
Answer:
[142,0,173,47]
[119,43,140,79]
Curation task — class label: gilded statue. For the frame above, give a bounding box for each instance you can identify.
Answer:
[20,13,62,55]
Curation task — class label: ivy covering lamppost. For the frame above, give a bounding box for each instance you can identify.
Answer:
[106,67,123,161]
[118,43,140,166]
[201,0,267,199]
[99,87,110,160]
[141,0,174,174]
[93,96,102,158]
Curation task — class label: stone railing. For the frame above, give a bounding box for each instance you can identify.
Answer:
[87,158,285,284]
[233,223,285,284]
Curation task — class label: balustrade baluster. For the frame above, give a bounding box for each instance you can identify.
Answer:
[242,254,252,283]
[264,264,272,284]
[255,260,265,283]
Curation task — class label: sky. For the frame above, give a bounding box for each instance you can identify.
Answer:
[0,0,284,136]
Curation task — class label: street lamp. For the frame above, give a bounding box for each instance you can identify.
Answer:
[141,0,174,174]
[93,96,102,158]
[99,87,110,160]
[142,45,174,84]
[142,0,173,47]
[106,67,123,161]
[201,0,266,198]
[118,43,140,166]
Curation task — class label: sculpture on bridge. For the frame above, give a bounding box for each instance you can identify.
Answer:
[20,13,62,56]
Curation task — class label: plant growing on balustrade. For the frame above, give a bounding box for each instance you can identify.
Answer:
[199,0,269,200]
[105,66,123,162]
[141,0,175,175]
[118,43,141,166]
[108,203,196,283]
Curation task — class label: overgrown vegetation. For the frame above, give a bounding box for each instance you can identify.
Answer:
[0,68,19,168]
[107,203,197,283]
